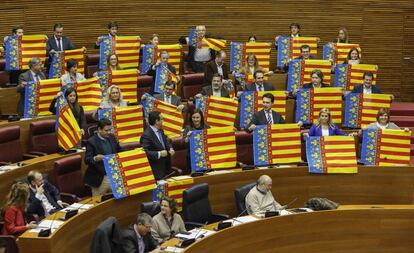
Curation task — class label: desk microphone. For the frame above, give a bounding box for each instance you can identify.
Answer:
[177,221,208,248]
[60,196,95,221]
[38,210,60,237]
[285,197,298,209]
[162,171,176,180]
[231,208,250,225]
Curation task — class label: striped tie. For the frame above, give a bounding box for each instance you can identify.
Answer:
[267,111,272,125]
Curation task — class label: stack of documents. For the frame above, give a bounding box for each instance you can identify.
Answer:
[29,220,64,233]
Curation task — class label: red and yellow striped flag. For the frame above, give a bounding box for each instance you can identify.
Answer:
[165,177,194,211]
[56,95,82,150]
[74,77,102,111]
[157,44,182,74]
[290,37,319,59]
[49,48,85,78]
[202,38,227,51]
[103,148,156,199]
[361,129,411,166]
[153,100,183,138]
[302,59,332,84]
[36,79,62,116]
[114,36,141,69]
[196,96,238,127]
[5,35,47,70]
[307,136,357,173]
[189,126,237,172]
[98,106,144,144]
[335,43,361,64]
[108,69,138,103]
[244,42,271,71]
[253,124,302,165]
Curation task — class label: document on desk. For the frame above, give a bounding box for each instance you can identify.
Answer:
[28,220,64,233]
[60,203,94,213]
[164,246,184,253]
[226,215,259,226]
[176,229,215,240]
[0,165,19,173]
[205,169,235,175]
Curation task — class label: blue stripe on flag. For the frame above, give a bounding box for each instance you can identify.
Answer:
[323,43,335,61]
[154,63,168,94]
[239,91,255,129]
[360,128,378,165]
[141,44,154,73]
[295,88,311,124]
[287,59,302,92]
[277,36,290,68]
[253,125,269,166]
[49,52,63,79]
[99,36,112,70]
[189,130,207,172]
[230,42,243,73]
[306,137,324,173]
[103,153,127,199]
[344,93,360,128]
[23,81,37,118]
[334,64,348,89]
[5,35,19,71]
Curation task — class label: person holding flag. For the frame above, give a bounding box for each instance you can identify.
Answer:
[146,50,177,94]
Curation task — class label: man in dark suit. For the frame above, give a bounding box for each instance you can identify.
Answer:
[245,93,286,132]
[197,73,230,98]
[283,44,315,72]
[17,57,46,116]
[187,25,215,73]
[351,71,382,94]
[203,50,229,87]
[146,51,177,93]
[121,213,160,253]
[140,111,175,180]
[244,69,274,92]
[153,80,184,112]
[301,69,330,89]
[94,21,118,49]
[84,118,122,196]
[46,23,76,54]
[27,170,68,218]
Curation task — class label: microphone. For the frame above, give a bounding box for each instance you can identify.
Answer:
[284,197,298,209]
[231,207,250,225]
[177,221,208,248]
[162,171,176,180]
[38,211,60,237]
[60,196,95,220]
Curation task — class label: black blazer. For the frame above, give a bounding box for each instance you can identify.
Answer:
[351,84,382,94]
[17,70,46,116]
[203,60,229,87]
[302,83,330,89]
[27,180,62,218]
[49,98,87,130]
[245,109,286,132]
[201,86,230,98]
[153,93,182,107]
[140,127,172,180]
[244,82,274,92]
[121,225,158,253]
[84,134,123,188]
[46,36,75,53]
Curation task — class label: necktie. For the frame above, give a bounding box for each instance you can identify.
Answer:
[157,130,165,149]
[35,74,40,82]
[166,95,171,104]
[258,84,263,92]
[57,38,62,51]
[267,111,273,125]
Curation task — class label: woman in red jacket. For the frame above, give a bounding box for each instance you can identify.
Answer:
[1,182,37,236]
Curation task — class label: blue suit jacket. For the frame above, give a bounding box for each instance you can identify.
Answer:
[351,84,382,94]
[308,123,346,136]
[46,36,75,53]
[28,180,62,217]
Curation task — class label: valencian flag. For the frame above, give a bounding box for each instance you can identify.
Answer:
[98,106,144,144]
[196,96,238,127]
[49,48,85,78]
[230,42,271,73]
[5,35,47,70]
[323,43,361,65]
[202,38,227,51]
[189,126,237,172]
[141,94,183,138]
[277,36,319,68]
[344,93,392,128]
[287,59,332,92]
[97,69,138,103]
[103,148,156,199]
[141,44,182,74]
[334,64,378,91]
[253,124,301,166]
[152,176,194,212]
[296,88,343,124]
[55,95,81,150]
[98,35,140,70]
[306,136,357,174]
[24,79,61,118]
[239,91,286,129]
[73,77,102,111]
[361,129,411,166]
[154,64,178,94]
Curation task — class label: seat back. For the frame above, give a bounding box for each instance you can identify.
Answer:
[170,137,189,174]
[90,217,121,253]
[29,119,58,154]
[0,126,23,163]
[54,155,87,197]
[0,235,19,253]
[85,54,100,78]
[137,75,154,101]
[182,183,213,223]
[234,182,256,215]
[235,131,254,165]
[181,73,204,100]
[140,201,161,217]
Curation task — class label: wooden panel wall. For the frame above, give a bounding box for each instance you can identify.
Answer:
[0,0,413,101]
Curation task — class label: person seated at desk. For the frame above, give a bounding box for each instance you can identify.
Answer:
[84,118,123,196]
[121,213,162,253]
[244,69,274,92]
[343,47,361,65]
[1,182,37,236]
[292,69,330,97]
[360,108,410,133]
[245,93,285,132]
[195,73,230,98]
[27,170,68,218]
[60,58,86,87]
[305,108,351,137]
[146,50,177,93]
[203,50,229,87]
[245,175,286,215]
[151,196,186,243]
[142,80,184,112]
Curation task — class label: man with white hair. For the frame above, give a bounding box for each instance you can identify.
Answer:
[188,25,215,73]
[245,174,286,215]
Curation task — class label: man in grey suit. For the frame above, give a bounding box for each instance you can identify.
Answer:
[17,57,46,116]
[46,23,76,54]
[244,69,274,92]
[153,80,184,112]
[121,213,160,253]
[196,73,230,98]
[245,93,286,132]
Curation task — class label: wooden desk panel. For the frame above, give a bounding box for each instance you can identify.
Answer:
[0,87,18,114]
[184,209,414,253]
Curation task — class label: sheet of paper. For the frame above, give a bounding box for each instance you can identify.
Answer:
[164,246,184,253]
[176,229,215,240]
[224,215,259,226]
[60,203,93,212]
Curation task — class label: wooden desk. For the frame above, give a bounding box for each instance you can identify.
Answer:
[16,166,414,253]
[0,151,85,201]
[183,208,414,253]
[0,87,18,114]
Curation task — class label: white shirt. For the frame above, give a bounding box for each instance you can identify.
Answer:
[322,128,330,136]
[31,70,41,82]
[30,186,55,215]
[164,94,172,104]
[363,86,372,94]
[216,62,224,76]
[54,36,63,51]
[255,83,264,92]
[212,88,222,97]
[265,110,273,124]
[194,48,211,62]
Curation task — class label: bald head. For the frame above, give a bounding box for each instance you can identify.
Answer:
[257,175,272,192]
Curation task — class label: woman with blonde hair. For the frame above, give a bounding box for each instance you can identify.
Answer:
[1,182,37,236]
[105,53,123,71]
[307,108,347,136]
[101,85,127,108]
[336,27,349,43]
